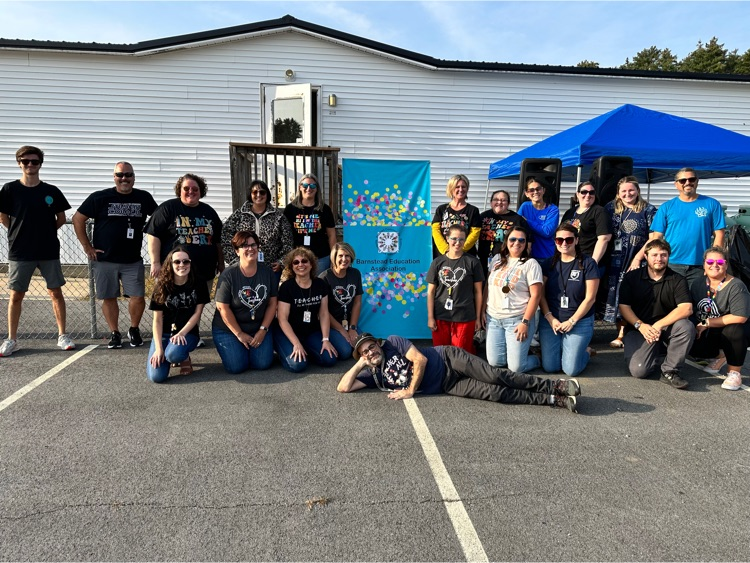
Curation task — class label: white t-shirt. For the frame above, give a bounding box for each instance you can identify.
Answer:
[486,256,543,319]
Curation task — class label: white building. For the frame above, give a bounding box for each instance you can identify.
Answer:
[2,14,750,219]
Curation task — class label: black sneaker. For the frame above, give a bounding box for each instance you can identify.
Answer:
[553,395,578,413]
[554,378,581,397]
[128,327,144,347]
[660,370,689,390]
[107,331,122,349]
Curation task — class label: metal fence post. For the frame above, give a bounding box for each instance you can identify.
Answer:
[86,220,98,339]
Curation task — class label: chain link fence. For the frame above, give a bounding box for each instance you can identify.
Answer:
[0,220,216,341]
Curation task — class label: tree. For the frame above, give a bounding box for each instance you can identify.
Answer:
[620,46,678,72]
[679,37,735,74]
[273,118,302,143]
[576,60,599,68]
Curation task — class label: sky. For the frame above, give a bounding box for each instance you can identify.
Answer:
[0,1,748,68]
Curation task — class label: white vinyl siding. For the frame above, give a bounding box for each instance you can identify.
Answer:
[2,30,750,221]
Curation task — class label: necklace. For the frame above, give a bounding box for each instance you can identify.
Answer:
[500,257,522,293]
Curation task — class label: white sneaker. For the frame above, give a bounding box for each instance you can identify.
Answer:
[0,339,19,357]
[196,337,206,348]
[703,356,727,374]
[721,370,742,391]
[57,334,76,351]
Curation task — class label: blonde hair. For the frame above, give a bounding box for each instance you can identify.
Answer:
[329,242,356,266]
[613,175,647,214]
[445,174,470,199]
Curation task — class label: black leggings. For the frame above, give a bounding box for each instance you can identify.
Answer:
[690,323,750,366]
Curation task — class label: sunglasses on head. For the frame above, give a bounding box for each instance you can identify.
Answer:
[114,172,134,178]
[508,237,526,244]
[579,189,596,196]
[172,259,192,265]
[705,258,726,266]
[677,177,697,185]
[301,182,318,190]
[19,158,41,166]
[555,236,576,245]
[292,258,310,266]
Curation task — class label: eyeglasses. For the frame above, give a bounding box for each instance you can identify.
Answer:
[705,258,726,266]
[579,190,596,196]
[292,258,310,266]
[554,236,576,245]
[240,243,258,249]
[677,177,697,185]
[301,182,318,190]
[360,343,378,357]
[19,158,41,166]
[114,172,134,178]
[182,186,200,193]
[508,237,526,244]
[172,259,192,265]
[251,190,266,196]
[447,237,465,243]
[526,187,542,193]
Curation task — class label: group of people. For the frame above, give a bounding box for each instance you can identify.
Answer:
[2,147,747,407]
[423,170,748,395]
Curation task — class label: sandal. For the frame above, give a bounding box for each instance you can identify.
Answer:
[586,346,597,358]
[609,337,624,349]
[179,356,193,375]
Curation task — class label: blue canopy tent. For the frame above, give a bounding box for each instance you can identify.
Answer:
[488,104,750,185]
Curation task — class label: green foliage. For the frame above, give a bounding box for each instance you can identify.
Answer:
[273,117,302,143]
[620,46,678,72]
[576,60,600,68]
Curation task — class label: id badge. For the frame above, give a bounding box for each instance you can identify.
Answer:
[126,228,135,239]
[614,239,622,252]
[342,320,349,331]
[502,295,510,309]
[303,311,312,323]
[304,235,311,246]
[560,296,569,309]
[258,251,265,262]
[444,298,453,311]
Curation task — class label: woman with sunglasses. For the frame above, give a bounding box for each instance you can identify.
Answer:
[484,226,542,372]
[221,179,293,285]
[431,174,481,258]
[212,230,278,373]
[689,246,750,391]
[539,223,599,377]
[603,176,657,348]
[273,247,338,372]
[478,189,529,278]
[319,242,363,359]
[427,225,485,353]
[283,174,337,271]
[146,247,210,383]
[561,181,612,268]
[517,177,559,262]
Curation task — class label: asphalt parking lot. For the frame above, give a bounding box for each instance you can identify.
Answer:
[1,326,749,562]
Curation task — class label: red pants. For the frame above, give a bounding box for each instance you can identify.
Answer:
[432,319,476,355]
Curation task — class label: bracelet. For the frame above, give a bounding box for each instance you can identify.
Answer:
[544,312,553,318]
[259,325,268,331]
[569,318,577,326]
[322,337,330,342]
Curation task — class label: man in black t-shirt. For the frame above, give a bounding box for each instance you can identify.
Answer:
[0,145,74,356]
[618,239,696,389]
[73,162,158,349]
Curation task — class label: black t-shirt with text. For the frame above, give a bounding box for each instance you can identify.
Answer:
[283,204,336,259]
[212,263,278,334]
[319,267,364,325]
[277,277,328,338]
[149,277,211,338]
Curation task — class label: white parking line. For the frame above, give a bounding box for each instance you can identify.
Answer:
[403,398,489,563]
[685,359,750,392]
[0,345,99,413]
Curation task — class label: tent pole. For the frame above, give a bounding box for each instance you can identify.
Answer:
[646,169,652,200]
[484,179,490,209]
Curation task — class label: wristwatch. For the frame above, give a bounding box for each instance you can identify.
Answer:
[349,325,357,331]
[259,325,268,332]
[521,319,530,325]
[634,321,642,330]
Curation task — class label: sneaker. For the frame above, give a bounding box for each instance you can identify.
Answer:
[530,336,540,347]
[107,331,122,349]
[721,370,743,391]
[127,327,144,347]
[660,370,689,390]
[553,394,578,413]
[703,356,727,374]
[0,338,19,357]
[554,378,581,397]
[196,337,206,348]
[57,334,76,351]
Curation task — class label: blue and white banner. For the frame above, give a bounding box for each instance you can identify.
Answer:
[342,159,432,338]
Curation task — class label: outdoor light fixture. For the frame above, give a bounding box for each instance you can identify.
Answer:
[328,94,337,107]
[284,68,295,81]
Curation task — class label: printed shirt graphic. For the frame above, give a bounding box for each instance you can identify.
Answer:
[277,277,328,338]
[283,204,336,259]
[431,203,481,256]
[212,263,277,333]
[689,276,750,322]
[486,257,543,319]
[542,256,598,322]
[320,268,363,324]
[149,278,210,338]
[427,254,484,322]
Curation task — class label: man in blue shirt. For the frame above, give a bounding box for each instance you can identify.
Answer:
[650,168,725,287]
[337,333,581,412]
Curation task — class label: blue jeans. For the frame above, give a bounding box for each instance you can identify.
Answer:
[146,334,200,383]
[539,315,594,376]
[272,325,338,373]
[317,256,331,272]
[329,329,354,360]
[485,313,540,373]
[212,328,274,373]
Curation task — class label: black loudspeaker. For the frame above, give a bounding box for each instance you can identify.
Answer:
[517,158,562,207]
[589,156,633,206]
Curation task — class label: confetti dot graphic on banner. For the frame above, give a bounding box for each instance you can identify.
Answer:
[344,180,431,227]
[364,271,428,318]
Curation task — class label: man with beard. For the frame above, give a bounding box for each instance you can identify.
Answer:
[618,239,696,389]
[337,333,581,413]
